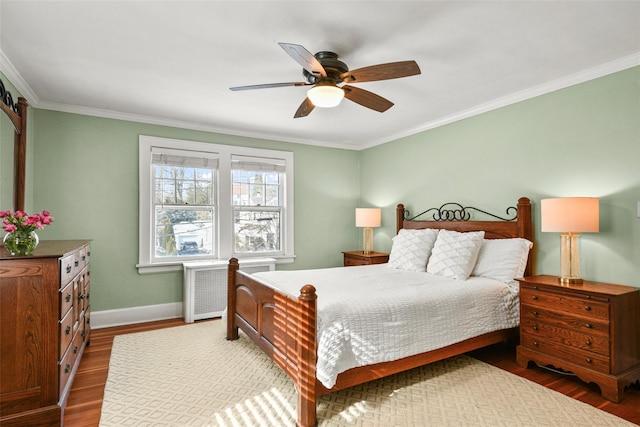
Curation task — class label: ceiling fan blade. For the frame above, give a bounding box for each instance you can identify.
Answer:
[278,42,327,77]
[294,97,315,118]
[342,85,393,112]
[230,82,311,91]
[341,60,421,83]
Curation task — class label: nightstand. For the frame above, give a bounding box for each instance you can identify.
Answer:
[342,251,389,266]
[516,275,640,402]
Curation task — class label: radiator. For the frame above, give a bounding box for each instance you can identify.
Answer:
[182,258,276,323]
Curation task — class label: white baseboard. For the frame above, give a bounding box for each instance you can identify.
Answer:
[91,302,183,329]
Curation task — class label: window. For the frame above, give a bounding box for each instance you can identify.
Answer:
[232,155,284,255]
[138,136,294,273]
[152,149,217,261]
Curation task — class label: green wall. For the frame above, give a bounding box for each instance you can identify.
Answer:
[361,66,640,287]
[28,111,360,311]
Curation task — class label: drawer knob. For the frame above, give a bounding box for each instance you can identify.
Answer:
[532,311,538,316]
[585,323,592,328]
[65,325,71,335]
[531,295,538,300]
[586,340,592,346]
[73,345,79,354]
[66,265,72,273]
[79,294,85,300]
[532,326,538,331]
[65,363,71,373]
[533,341,539,347]
[74,260,79,267]
[584,306,591,311]
[586,358,592,364]
[65,293,72,302]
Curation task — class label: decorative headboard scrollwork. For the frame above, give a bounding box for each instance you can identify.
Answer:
[0,76,28,211]
[404,202,518,222]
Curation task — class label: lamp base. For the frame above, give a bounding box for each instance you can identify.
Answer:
[559,232,583,286]
[559,277,583,285]
[362,227,373,254]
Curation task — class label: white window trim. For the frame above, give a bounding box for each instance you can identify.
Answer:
[138,135,295,273]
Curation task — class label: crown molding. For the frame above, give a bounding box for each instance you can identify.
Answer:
[0,50,39,105]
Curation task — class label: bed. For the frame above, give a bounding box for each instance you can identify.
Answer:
[227,197,533,427]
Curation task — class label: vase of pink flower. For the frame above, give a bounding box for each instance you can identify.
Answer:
[1,210,54,256]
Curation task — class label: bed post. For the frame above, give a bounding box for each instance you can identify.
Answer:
[396,203,405,234]
[226,258,239,340]
[517,197,534,276]
[296,284,317,427]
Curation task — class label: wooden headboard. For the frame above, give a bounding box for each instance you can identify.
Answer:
[396,197,534,276]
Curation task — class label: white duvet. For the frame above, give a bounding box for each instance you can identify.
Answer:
[251,264,520,389]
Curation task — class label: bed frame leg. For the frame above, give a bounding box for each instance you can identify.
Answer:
[226,258,239,340]
[297,284,318,427]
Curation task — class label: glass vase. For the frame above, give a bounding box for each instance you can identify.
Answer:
[3,230,39,256]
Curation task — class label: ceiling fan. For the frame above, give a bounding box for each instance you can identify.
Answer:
[230,43,421,118]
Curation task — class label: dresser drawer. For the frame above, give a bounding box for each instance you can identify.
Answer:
[521,304,609,337]
[59,308,75,359]
[60,252,76,285]
[59,330,82,397]
[521,334,610,373]
[521,317,610,356]
[59,280,74,318]
[520,287,610,320]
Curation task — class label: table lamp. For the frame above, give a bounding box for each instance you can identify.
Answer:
[355,208,381,254]
[541,197,599,284]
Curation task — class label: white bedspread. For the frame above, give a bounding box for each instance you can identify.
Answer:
[251,264,520,389]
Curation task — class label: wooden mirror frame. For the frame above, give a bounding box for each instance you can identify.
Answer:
[0,77,28,212]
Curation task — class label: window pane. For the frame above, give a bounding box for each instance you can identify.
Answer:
[154,208,215,258]
[232,170,281,207]
[234,210,280,253]
[153,163,214,206]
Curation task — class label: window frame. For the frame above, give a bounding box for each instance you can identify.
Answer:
[138,135,294,273]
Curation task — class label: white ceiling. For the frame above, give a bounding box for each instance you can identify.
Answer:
[1,1,639,150]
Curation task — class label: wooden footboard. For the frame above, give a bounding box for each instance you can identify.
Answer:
[226,258,318,427]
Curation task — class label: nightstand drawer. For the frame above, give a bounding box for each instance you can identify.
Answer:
[520,287,610,321]
[521,304,609,337]
[521,334,610,373]
[521,317,610,356]
[342,251,389,267]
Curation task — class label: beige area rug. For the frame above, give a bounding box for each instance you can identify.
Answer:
[100,320,634,427]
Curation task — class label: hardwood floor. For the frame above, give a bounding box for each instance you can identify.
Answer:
[64,319,640,426]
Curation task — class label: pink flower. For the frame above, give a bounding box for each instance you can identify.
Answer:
[3,224,17,233]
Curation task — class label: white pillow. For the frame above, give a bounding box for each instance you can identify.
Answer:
[388,228,440,271]
[426,230,484,280]
[472,238,533,283]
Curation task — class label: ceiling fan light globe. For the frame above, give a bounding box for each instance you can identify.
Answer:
[307,85,344,108]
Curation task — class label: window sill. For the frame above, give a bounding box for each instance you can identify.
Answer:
[136,254,295,274]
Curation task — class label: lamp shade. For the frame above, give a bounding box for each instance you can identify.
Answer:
[307,85,344,108]
[355,208,381,228]
[541,197,599,233]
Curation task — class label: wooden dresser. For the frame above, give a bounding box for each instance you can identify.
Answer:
[0,240,91,426]
[516,275,640,402]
